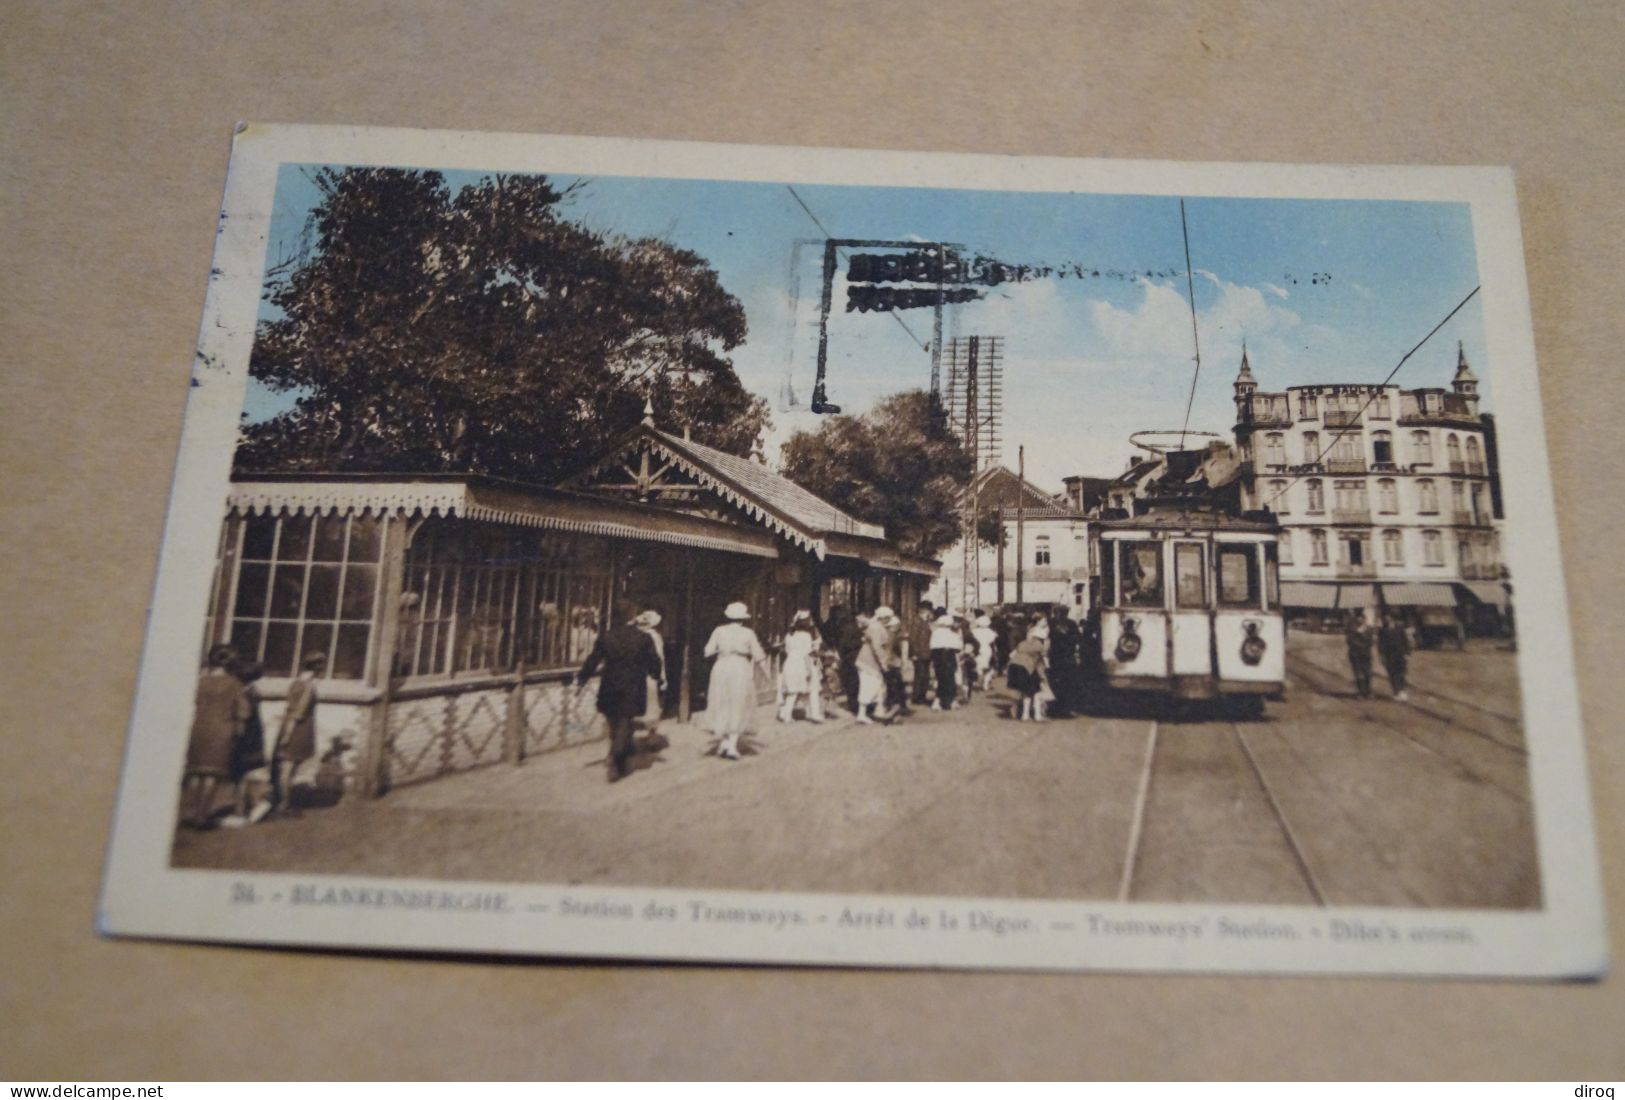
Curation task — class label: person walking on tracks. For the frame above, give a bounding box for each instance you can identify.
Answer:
[1377,610,1412,702]
[576,598,663,781]
[1345,608,1377,699]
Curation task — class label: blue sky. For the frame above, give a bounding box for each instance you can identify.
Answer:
[249,163,1487,489]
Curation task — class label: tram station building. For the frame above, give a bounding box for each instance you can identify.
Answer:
[1229,345,1511,629]
[203,412,936,797]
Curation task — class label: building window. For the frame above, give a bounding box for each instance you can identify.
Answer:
[1333,480,1367,515]
[1458,537,1473,571]
[1422,529,1444,565]
[1310,529,1329,565]
[225,512,383,680]
[1466,435,1484,472]
[1377,478,1398,513]
[1306,479,1325,514]
[1035,535,1051,566]
[1452,480,1468,515]
[1371,393,1391,419]
[1302,431,1321,465]
[1411,430,1433,465]
[1447,433,1463,469]
[1264,432,1286,466]
[1329,430,1364,468]
[1269,479,1290,514]
[1382,528,1404,565]
[1372,430,1393,464]
[1278,531,1294,566]
[1417,479,1439,513]
[396,523,612,680]
[1298,392,1319,420]
[1474,483,1490,522]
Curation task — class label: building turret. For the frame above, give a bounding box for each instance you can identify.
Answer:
[1452,341,1480,413]
[1233,343,1258,418]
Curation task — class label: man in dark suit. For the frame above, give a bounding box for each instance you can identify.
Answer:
[575,598,662,782]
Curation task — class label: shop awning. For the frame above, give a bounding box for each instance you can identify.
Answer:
[1459,581,1510,608]
[1280,581,1339,609]
[1336,584,1379,610]
[1378,582,1458,608]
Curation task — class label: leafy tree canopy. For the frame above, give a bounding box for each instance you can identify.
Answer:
[779,391,975,559]
[238,167,769,481]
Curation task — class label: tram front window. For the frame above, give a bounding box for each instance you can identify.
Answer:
[1174,543,1206,608]
[1120,541,1163,608]
[1216,543,1263,609]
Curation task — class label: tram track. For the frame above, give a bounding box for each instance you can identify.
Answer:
[1284,660,1530,804]
[1288,651,1526,755]
[1118,717,1326,906]
[1230,720,1328,907]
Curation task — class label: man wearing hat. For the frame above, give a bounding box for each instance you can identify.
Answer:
[576,598,663,781]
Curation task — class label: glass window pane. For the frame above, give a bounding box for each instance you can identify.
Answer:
[1217,545,1260,607]
[305,564,341,620]
[278,514,312,561]
[340,564,377,621]
[299,622,333,674]
[242,514,278,560]
[333,624,370,679]
[346,516,381,562]
[228,620,263,663]
[1175,543,1206,608]
[312,514,348,561]
[1100,541,1117,606]
[269,564,307,619]
[233,563,270,618]
[1122,542,1163,608]
[263,622,298,677]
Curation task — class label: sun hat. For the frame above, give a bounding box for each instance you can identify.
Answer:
[724,601,750,621]
[635,610,662,628]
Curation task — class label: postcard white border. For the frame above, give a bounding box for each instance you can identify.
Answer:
[99,123,1607,977]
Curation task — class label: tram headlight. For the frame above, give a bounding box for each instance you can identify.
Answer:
[1115,616,1142,662]
[1240,620,1267,666]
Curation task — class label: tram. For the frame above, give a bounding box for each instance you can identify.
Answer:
[1091,508,1286,710]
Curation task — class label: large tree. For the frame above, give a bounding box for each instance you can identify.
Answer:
[779,390,975,558]
[238,167,768,481]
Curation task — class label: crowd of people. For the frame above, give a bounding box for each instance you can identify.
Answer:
[570,597,1110,783]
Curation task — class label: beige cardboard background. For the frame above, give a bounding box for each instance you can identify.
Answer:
[2,0,1621,1079]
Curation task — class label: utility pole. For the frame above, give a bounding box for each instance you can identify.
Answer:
[995,503,1005,604]
[1016,444,1025,605]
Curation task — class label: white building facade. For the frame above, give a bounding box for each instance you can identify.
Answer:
[1230,345,1507,620]
[933,465,1091,613]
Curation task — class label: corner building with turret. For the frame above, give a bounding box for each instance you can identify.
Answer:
[1230,344,1510,630]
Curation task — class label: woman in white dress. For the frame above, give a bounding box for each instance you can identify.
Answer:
[971,614,999,692]
[777,611,824,723]
[704,601,766,760]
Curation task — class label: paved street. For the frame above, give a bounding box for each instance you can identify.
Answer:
[173,633,1539,910]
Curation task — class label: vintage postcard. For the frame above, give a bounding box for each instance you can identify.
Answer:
[100,123,1606,976]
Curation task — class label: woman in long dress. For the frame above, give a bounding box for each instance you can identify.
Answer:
[777,611,824,724]
[704,601,766,760]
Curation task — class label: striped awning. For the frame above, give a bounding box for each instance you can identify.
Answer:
[1379,582,1458,608]
[1280,581,1338,609]
[1459,581,1510,608]
[1337,584,1379,610]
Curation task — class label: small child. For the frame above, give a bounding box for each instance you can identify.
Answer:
[271,652,324,814]
[1007,635,1050,722]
